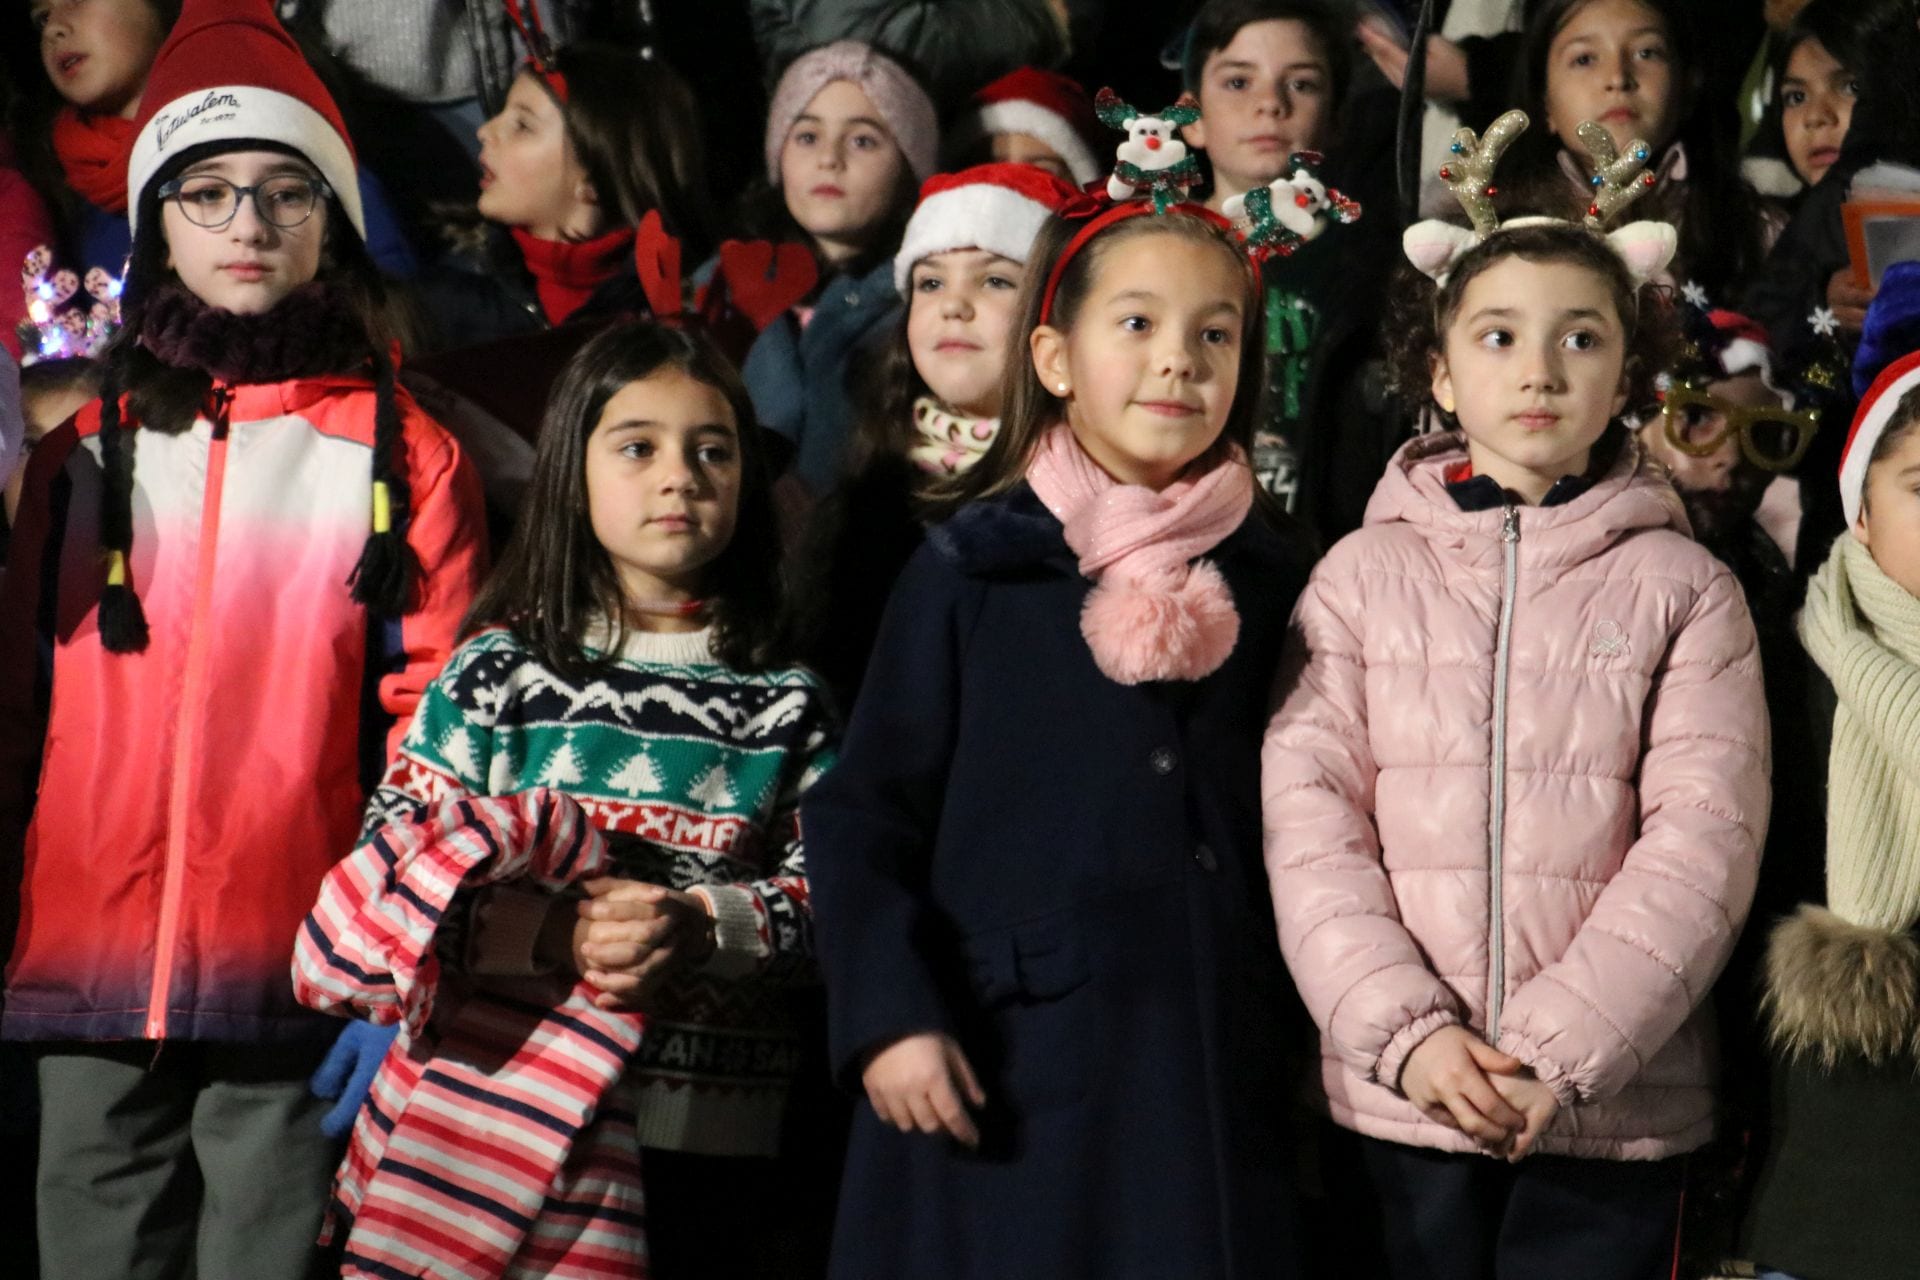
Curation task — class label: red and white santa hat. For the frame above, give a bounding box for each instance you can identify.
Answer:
[126,0,362,239]
[894,163,1081,295]
[1703,310,1776,386]
[1841,349,1920,525]
[959,68,1104,188]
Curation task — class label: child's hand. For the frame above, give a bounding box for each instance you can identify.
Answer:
[860,1033,987,1148]
[1828,268,1876,332]
[1486,1069,1560,1162]
[568,877,716,1011]
[1398,1025,1528,1149]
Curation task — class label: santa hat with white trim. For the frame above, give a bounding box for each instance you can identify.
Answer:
[960,68,1104,188]
[1841,350,1920,526]
[126,0,362,239]
[894,163,1081,296]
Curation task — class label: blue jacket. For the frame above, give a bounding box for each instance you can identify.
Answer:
[742,256,899,495]
[77,168,418,281]
[804,483,1312,1280]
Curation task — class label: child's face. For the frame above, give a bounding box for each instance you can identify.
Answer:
[1854,425,1920,598]
[1781,38,1855,187]
[907,249,1024,420]
[33,0,166,119]
[584,368,743,607]
[1432,256,1628,503]
[160,150,327,314]
[987,132,1073,182]
[476,74,598,239]
[1031,232,1246,490]
[1544,0,1679,159]
[780,80,909,263]
[1638,370,1777,535]
[1186,19,1335,201]
[5,381,96,524]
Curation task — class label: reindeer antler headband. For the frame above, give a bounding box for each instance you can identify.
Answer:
[1401,109,1676,286]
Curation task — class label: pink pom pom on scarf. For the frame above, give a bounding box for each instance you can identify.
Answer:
[1026,424,1253,684]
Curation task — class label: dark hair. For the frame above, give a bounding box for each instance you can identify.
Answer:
[845,319,930,479]
[464,319,788,677]
[91,143,413,652]
[1509,0,1768,300]
[1868,383,1920,472]
[538,44,715,261]
[930,209,1266,510]
[1382,222,1679,429]
[18,356,103,408]
[1181,0,1352,107]
[1827,0,1920,172]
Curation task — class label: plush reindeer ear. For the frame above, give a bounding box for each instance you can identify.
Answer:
[1605,221,1677,283]
[1402,221,1478,281]
[1093,87,1138,130]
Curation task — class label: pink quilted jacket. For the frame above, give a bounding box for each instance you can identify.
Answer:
[1262,432,1769,1160]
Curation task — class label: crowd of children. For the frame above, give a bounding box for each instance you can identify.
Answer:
[1,1,1918,1278]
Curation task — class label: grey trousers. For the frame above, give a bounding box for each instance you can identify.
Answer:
[34,1040,340,1280]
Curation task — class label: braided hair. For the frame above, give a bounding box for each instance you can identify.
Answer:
[96,148,414,652]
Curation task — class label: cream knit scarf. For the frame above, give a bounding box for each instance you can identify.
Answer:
[1799,536,1920,934]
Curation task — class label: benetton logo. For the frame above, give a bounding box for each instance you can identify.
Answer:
[156,91,242,148]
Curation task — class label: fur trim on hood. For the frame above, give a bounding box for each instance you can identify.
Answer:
[1764,903,1920,1068]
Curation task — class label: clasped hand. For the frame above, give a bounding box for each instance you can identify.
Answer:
[1399,1025,1560,1162]
[540,876,716,1012]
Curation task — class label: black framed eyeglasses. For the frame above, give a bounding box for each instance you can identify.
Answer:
[1659,384,1820,473]
[156,174,334,230]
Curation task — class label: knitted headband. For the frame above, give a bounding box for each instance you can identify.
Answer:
[764,41,938,185]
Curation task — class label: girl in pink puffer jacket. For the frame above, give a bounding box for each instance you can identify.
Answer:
[1262,119,1770,1280]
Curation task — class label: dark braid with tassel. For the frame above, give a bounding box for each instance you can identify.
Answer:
[94,358,150,653]
[346,343,415,614]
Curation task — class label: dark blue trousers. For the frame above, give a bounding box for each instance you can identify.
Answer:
[1358,1135,1687,1280]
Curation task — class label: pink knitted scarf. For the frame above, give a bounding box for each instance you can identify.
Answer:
[1026,424,1252,685]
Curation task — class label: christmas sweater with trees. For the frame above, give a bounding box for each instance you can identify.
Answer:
[361,623,837,1157]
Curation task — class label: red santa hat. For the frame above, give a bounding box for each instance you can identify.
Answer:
[1702,309,1776,386]
[960,68,1104,188]
[1841,349,1920,526]
[126,0,362,239]
[893,163,1081,296]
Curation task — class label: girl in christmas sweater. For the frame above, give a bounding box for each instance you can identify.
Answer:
[298,318,836,1279]
[0,1,487,1275]
[805,197,1312,1279]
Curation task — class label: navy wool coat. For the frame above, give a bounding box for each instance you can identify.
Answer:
[804,484,1312,1280]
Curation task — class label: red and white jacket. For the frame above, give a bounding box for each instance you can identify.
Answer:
[0,370,486,1043]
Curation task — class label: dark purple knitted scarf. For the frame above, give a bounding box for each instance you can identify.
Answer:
[139,281,371,384]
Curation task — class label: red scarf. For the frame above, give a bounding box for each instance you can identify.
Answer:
[510,225,636,326]
[52,107,135,213]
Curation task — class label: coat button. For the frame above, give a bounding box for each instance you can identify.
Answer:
[1149,747,1178,775]
[843,291,860,306]
[1193,843,1219,872]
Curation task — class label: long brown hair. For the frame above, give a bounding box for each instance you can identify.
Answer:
[464,320,788,678]
[926,209,1267,512]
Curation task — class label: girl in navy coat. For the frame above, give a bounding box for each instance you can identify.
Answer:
[804,198,1312,1279]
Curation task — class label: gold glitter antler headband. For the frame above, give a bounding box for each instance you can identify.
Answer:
[1436,109,1527,236]
[1576,121,1658,227]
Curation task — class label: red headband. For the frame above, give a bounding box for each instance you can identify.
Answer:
[505,0,568,102]
[1037,199,1237,325]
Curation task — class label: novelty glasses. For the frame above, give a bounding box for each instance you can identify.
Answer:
[1658,384,1820,472]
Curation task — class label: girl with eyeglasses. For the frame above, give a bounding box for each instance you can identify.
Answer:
[0,2,486,1276]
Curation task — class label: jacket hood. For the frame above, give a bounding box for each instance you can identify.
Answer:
[1363,430,1692,572]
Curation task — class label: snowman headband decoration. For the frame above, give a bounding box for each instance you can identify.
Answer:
[1402,110,1676,287]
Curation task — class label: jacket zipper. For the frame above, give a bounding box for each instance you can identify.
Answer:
[1487,504,1520,1043]
[145,385,233,1040]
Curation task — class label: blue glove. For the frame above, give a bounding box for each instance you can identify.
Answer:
[311,1020,399,1140]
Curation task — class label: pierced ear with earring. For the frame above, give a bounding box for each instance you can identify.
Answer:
[1056,382,1070,395]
